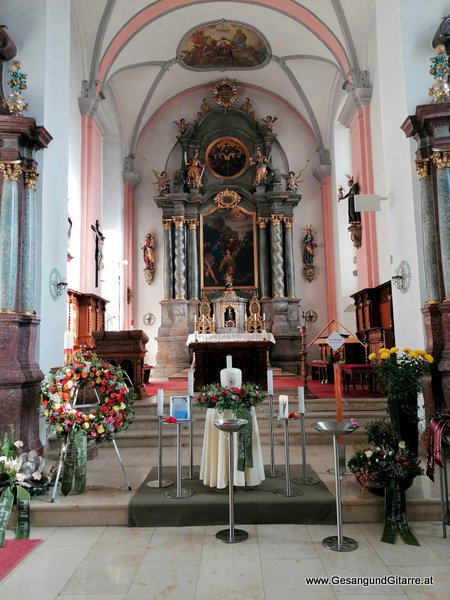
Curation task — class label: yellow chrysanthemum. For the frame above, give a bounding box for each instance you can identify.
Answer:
[389,347,399,354]
[368,352,377,361]
[414,349,425,356]
[410,351,419,359]
[402,347,411,353]
[379,347,387,354]
[424,353,434,363]
[380,352,390,360]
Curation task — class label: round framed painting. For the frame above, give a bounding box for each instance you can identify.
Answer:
[205,136,249,179]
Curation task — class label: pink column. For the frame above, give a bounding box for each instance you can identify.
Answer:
[123,181,135,329]
[80,115,103,293]
[320,174,338,321]
[349,106,379,289]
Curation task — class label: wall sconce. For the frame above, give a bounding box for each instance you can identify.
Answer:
[392,260,411,293]
[49,267,68,300]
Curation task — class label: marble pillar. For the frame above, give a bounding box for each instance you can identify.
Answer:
[186,218,199,300]
[431,150,450,300]
[162,219,173,300]
[283,216,296,298]
[257,217,269,299]
[270,214,285,298]
[173,216,186,300]
[0,161,21,311]
[20,169,38,314]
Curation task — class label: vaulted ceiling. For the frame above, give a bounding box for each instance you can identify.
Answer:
[72,0,373,159]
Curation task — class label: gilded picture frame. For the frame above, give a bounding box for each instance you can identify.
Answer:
[200,204,258,290]
[205,136,250,179]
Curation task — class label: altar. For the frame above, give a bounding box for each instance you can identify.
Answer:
[200,408,265,489]
[187,332,275,390]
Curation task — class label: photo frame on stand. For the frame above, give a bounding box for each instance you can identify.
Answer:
[170,396,190,421]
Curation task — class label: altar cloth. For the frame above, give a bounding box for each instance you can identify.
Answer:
[200,408,265,489]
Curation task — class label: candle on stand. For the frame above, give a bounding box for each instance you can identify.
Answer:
[263,313,266,321]
[188,370,194,396]
[64,331,73,350]
[279,394,288,418]
[226,355,232,368]
[267,369,273,395]
[298,386,305,413]
[157,389,164,416]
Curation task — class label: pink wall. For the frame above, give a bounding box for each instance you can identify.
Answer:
[349,106,379,290]
[320,175,337,321]
[123,182,135,328]
[80,115,103,293]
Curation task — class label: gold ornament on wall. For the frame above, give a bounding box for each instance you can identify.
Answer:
[142,233,155,285]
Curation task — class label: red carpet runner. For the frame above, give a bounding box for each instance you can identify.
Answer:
[0,539,42,581]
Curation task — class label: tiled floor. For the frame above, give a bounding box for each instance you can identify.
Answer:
[1,441,448,599]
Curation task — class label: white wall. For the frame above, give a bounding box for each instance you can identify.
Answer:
[2,0,71,373]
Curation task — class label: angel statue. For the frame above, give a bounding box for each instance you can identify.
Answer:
[282,160,309,191]
[259,115,278,131]
[173,117,190,134]
[152,169,172,194]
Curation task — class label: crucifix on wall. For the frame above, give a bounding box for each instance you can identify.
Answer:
[91,219,105,288]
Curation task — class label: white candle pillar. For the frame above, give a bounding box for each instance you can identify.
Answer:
[267,369,273,395]
[226,355,232,368]
[188,370,194,396]
[157,389,164,416]
[298,386,305,413]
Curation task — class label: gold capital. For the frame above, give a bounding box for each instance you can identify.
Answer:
[24,169,38,190]
[431,150,450,169]
[172,216,185,228]
[257,217,269,228]
[284,216,294,228]
[162,219,173,230]
[270,214,283,226]
[0,161,22,182]
[415,158,429,179]
[186,218,199,230]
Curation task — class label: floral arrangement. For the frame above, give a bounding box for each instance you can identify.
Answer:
[348,419,423,495]
[197,382,264,420]
[0,427,51,546]
[40,353,135,445]
[368,347,433,418]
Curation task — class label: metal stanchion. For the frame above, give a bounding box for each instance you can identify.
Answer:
[312,420,359,552]
[165,421,193,499]
[273,417,303,497]
[292,413,319,486]
[146,415,173,489]
[182,395,198,480]
[214,418,249,543]
[265,393,283,478]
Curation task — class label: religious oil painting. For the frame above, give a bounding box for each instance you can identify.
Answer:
[200,205,258,290]
[206,136,249,179]
[178,20,270,70]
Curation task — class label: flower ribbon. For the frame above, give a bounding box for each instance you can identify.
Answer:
[0,484,31,547]
[382,479,419,546]
[61,428,88,496]
[237,409,253,472]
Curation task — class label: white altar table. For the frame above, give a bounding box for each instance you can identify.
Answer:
[200,408,265,489]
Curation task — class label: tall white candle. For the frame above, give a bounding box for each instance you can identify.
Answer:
[157,389,164,416]
[298,386,305,413]
[267,369,273,395]
[226,355,232,368]
[64,331,73,349]
[279,394,288,418]
[188,370,194,396]
[263,313,266,321]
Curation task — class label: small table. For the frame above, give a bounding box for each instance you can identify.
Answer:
[200,408,265,489]
[341,364,373,396]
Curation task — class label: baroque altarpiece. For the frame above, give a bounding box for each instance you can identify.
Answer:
[153,84,302,377]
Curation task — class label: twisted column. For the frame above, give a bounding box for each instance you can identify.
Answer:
[415,159,441,304]
[162,218,173,300]
[431,151,450,300]
[20,168,38,314]
[186,218,199,300]
[270,214,285,298]
[257,217,269,299]
[173,216,186,300]
[0,161,22,311]
[283,216,296,298]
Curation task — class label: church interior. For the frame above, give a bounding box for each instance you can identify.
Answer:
[0,1,450,597]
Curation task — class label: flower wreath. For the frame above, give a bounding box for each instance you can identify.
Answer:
[40,353,135,445]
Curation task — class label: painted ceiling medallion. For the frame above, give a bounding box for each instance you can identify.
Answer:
[178,20,270,71]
